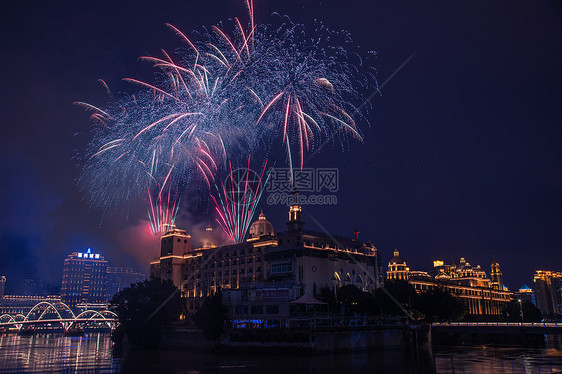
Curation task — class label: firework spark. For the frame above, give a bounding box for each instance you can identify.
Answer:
[78,0,376,228]
[147,185,180,236]
[211,156,271,243]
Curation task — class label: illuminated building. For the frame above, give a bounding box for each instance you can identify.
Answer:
[533,270,562,316]
[490,258,504,290]
[514,284,536,306]
[248,211,274,239]
[154,228,192,287]
[150,205,384,316]
[386,250,409,281]
[105,267,146,301]
[0,276,5,299]
[61,248,108,309]
[0,294,61,315]
[386,253,512,316]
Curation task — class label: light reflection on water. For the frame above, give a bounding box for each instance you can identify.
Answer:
[0,333,118,373]
[0,333,561,374]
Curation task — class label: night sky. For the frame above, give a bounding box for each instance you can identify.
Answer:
[1,0,561,294]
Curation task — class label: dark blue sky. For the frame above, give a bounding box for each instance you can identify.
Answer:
[0,0,561,293]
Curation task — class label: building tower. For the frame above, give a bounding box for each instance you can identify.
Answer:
[248,211,274,239]
[386,249,410,281]
[490,258,503,290]
[61,248,108,309]
[158,228,191,289]
[287,204,305,232]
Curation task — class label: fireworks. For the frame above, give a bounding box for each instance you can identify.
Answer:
[147,185,180,236]
[211,156,271,243]
[78,0,376,239]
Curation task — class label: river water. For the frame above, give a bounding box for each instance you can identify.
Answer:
[0,333,561,373]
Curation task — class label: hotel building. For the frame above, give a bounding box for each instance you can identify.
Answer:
[61,248,108,309]
[150,205,384,316]
[386,251,512,316]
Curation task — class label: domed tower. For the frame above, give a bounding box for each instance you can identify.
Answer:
[387,249,410,281]
[248,211,274,240]
[490,258,503,290]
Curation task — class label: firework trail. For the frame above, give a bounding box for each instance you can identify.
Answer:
[211,156,272,243]
[147,184,180,236]
[247,16,377,176]
[78,0,376,227]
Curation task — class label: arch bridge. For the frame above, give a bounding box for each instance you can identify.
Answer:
[0,301,118,332]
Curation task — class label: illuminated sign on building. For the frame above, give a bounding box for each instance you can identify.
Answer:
[76,248,101,260]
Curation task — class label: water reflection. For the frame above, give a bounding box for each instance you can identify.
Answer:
[433,346,562,374]
[0,333,118,373]
[0,333,561,374]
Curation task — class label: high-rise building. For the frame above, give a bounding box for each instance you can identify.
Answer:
[0,276,5,299]
[61,248,108,309]
[533,270,562,316]
[105,267,146,301]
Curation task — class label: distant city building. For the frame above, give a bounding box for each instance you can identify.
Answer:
[533,270,562,316]
[105,267,146,301]
[61,248,108,309]
[0,294,61,315]
[386,253,512,316]
[386,250,410,281]
[151,205,384,316]
[0,276,5,299]
[514,284,536,306]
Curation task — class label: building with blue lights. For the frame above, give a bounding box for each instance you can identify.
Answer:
[61,248,108,309]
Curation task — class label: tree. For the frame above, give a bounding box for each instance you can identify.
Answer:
[418,288,465,322]
[192,290,227,341]
[505,300,542,322]
[110,278,183,348]
[318,285,382,316]
[374,280,420,317]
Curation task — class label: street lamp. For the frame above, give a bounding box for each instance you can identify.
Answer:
[518,299,524,323]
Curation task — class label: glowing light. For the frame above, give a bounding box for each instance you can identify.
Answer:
[212,156,272,243]
[78,0,376,225]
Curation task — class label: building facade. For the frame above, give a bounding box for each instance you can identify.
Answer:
[150,205,384,316]
[61,248,108,309]
[0,295,61,315]
[386,253,512,316]
[533,270,562,316]
[105,267,146,301]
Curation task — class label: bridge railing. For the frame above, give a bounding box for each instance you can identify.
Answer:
[432,322,561,328]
